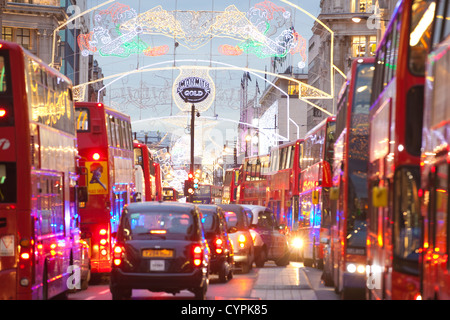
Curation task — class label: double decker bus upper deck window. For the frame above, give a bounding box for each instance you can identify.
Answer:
[0,55,9,93]
[76,108,89,131]
[410,0,436,75]
[0,52,13,126]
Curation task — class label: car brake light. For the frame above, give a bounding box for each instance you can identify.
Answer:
[215,238,223,254]
[193,245,203,266]
[0,108,6,118]
[238,234,246,248]
[113,245,124,266]
[150,229,167,234]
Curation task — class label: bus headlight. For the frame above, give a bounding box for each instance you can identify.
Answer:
[346,263,365,274]
[292,237,304,249]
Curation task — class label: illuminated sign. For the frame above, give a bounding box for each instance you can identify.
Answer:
[172,67,215,112]
[176,77,211,104]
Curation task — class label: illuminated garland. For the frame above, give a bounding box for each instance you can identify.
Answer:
[76,1,307,65]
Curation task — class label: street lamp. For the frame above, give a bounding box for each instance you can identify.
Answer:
[351,14,390,24]
[245,134,252,157]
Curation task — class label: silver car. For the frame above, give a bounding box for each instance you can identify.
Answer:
[242,205,290,267]
[218,204,254,273]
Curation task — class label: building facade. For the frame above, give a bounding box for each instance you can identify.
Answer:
[0,0,102,102]
[307,0,395,130]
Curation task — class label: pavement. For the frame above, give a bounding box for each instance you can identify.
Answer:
[250,262,340,300]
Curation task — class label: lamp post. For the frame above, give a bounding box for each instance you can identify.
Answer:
[245,134,252,158]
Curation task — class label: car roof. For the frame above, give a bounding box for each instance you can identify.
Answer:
[125,201,197,213]
[241,204,272,212]
[197,204,220,212]
[217,204,247,212]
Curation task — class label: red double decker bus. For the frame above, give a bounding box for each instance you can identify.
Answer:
[266,140,303,230]
[366,0,435,300]
[0,41,84,299]
[295,117,335,268]
[223,167,240,204]
[420,0,450,300]
[133,141,161,202]
[75,102,135,276]
[162,187,179,201]
[238,155,270,207]
[323,57,374,299]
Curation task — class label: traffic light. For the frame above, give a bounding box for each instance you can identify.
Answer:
[184,179,194,196]
[194,169,201,189]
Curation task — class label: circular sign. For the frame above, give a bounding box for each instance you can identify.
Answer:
[172,68,215,112]
[177,77,211,103]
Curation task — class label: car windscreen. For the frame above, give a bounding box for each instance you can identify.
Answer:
[122,211,194,240]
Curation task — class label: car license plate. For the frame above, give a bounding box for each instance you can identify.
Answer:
[150,260,165,271]
[142,249,173,258]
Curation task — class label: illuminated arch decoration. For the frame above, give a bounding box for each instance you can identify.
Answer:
[76,2,309,74]
[75,0,341,117]
[218,44,244,56]
[74,59,333,116]
[116,2,306,65]
[77,2,151,58]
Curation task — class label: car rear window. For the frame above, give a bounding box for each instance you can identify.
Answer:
[223,210,249,230]
[200,210,217,232]
[124,211,194,240]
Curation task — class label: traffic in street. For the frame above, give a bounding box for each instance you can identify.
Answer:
[68,261,339,300]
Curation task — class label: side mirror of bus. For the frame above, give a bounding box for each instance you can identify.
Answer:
[78,186,88,203]
[372,186,388,208]
[330,187,339,201]
[77,166,88,176]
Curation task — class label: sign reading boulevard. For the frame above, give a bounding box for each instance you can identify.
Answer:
[176,76,211,104]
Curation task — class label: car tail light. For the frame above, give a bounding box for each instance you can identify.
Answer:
[238,234,246,249]
[113,244,124,266]
[192,244,203,267]
[215,238,223,254]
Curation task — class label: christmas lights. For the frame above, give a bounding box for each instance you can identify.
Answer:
[74,1,307,64]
